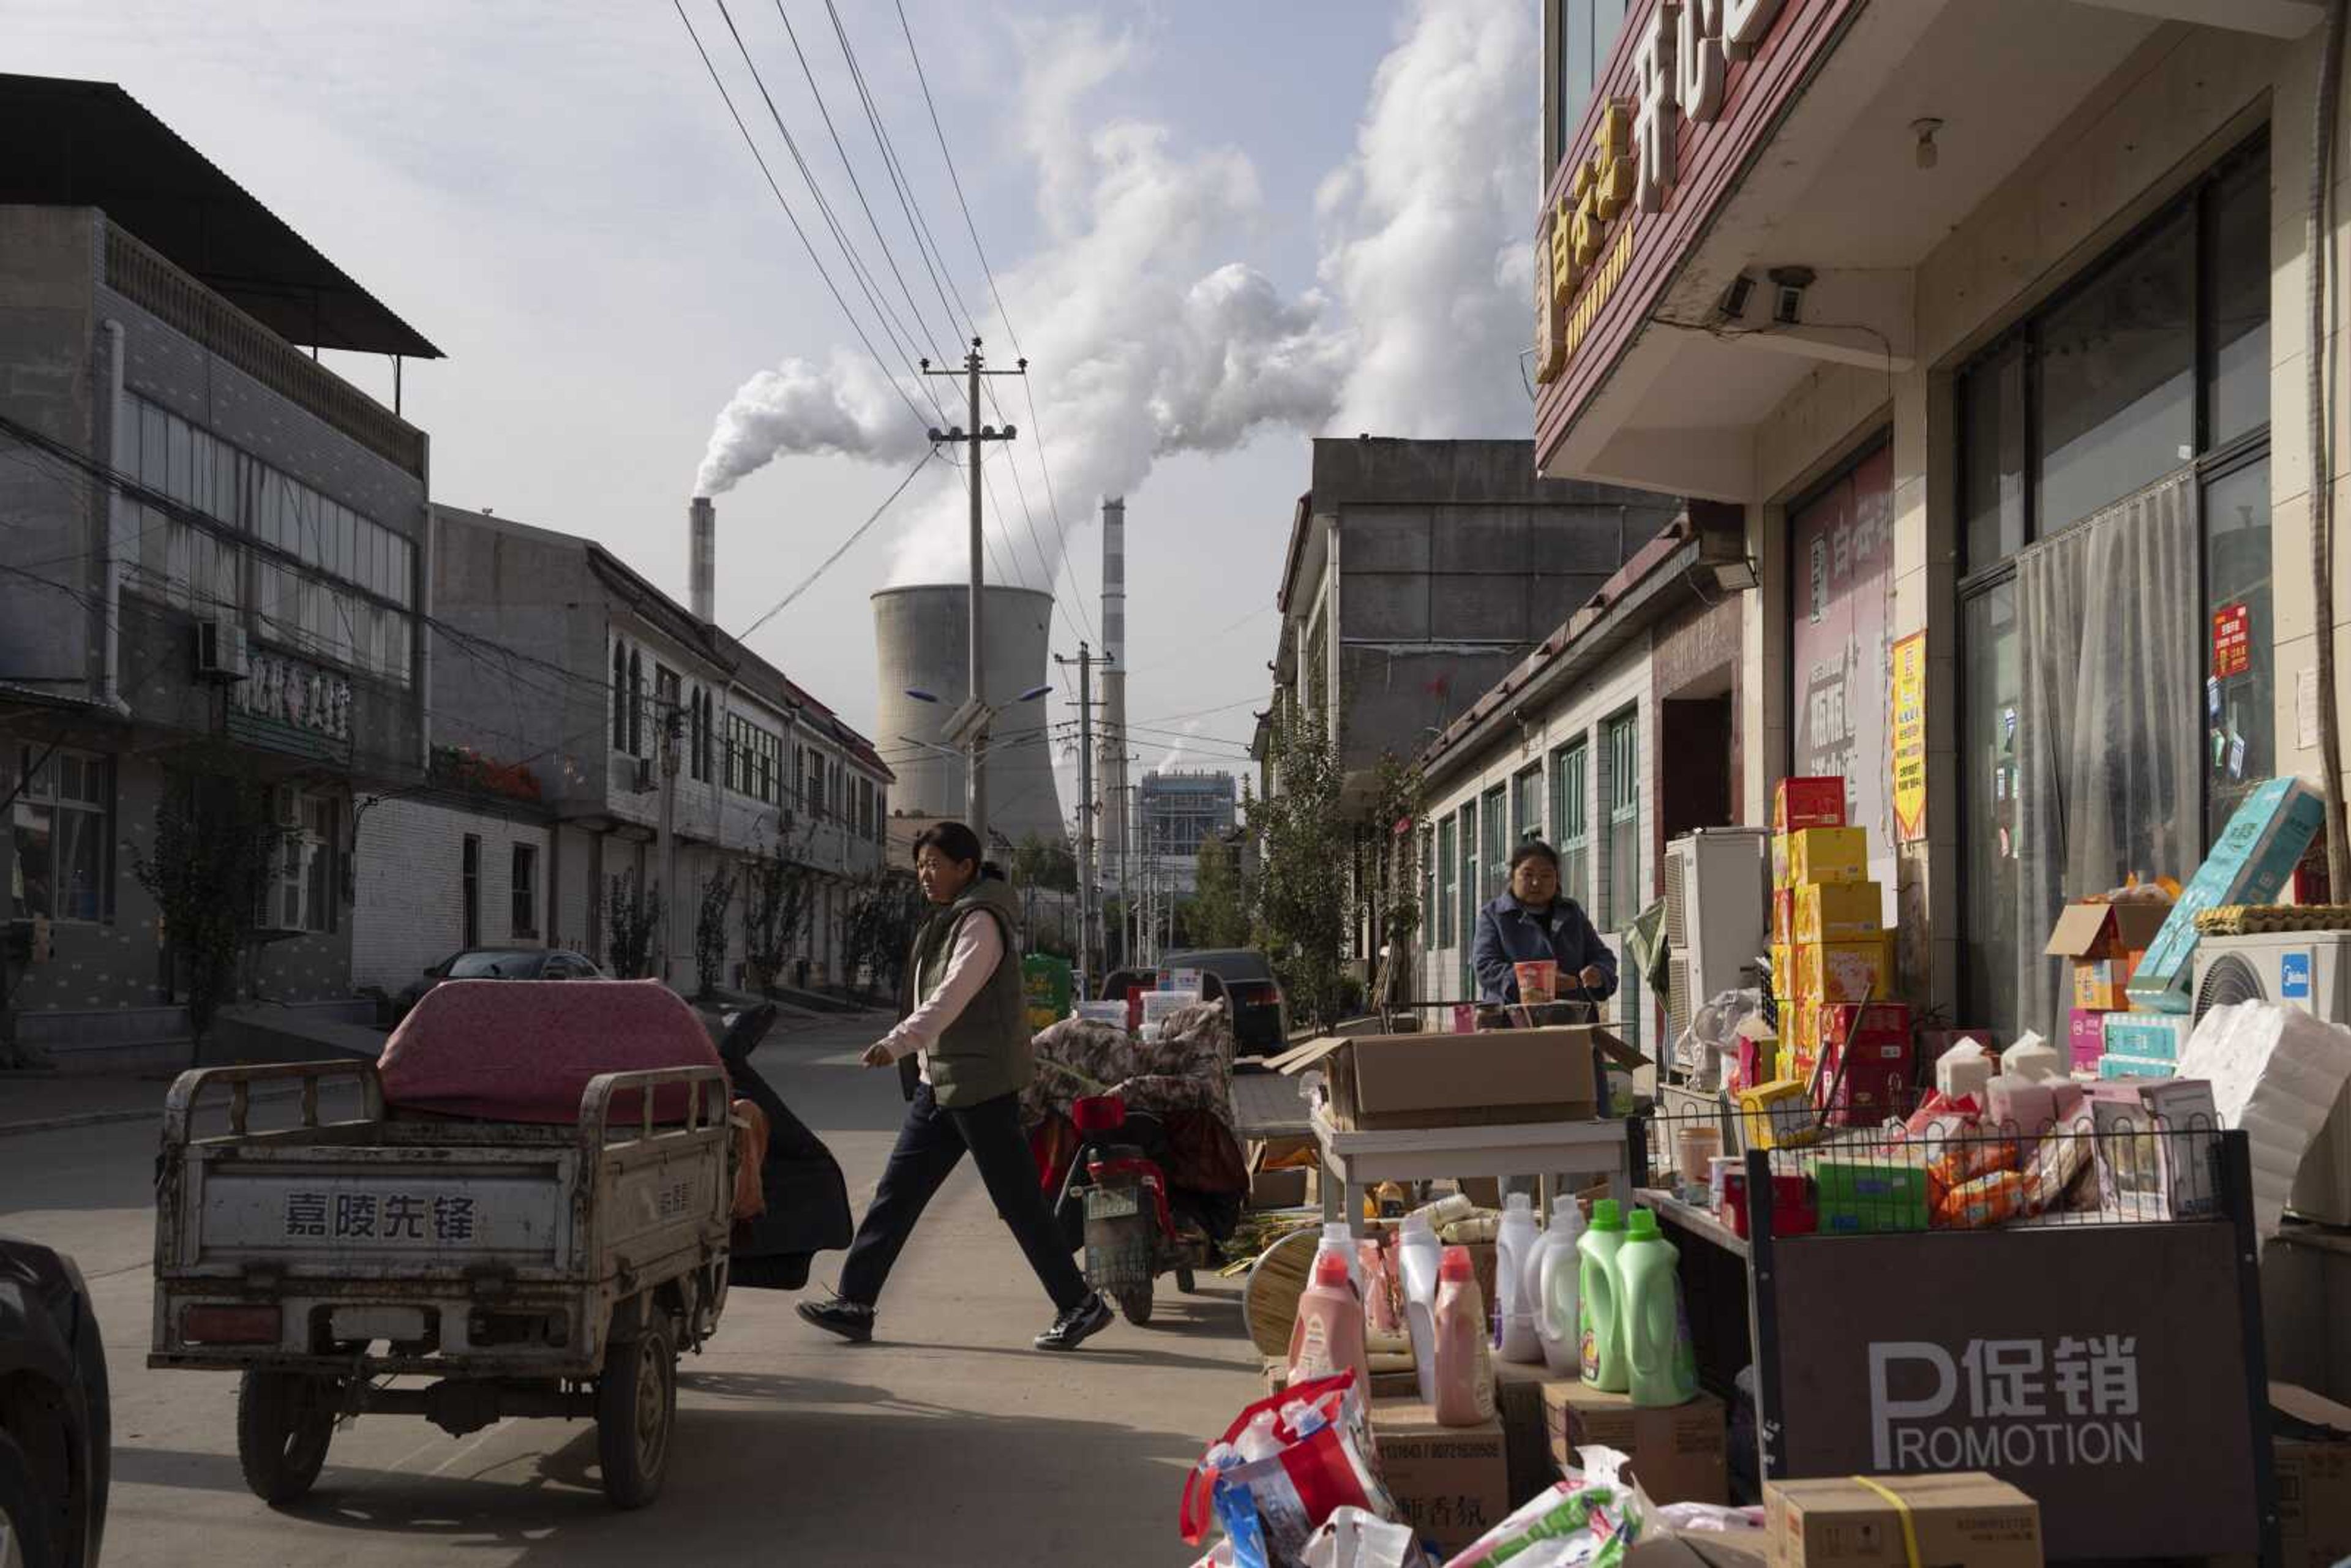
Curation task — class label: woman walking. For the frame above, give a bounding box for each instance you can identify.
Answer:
[797,822,1112,1352]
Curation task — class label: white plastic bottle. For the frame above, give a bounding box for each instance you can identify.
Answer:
[1533,1200,1587,1378]
[1315,1221,1365,1301]
[1494,1191,1543,1364]
[1396,1210,1443,1405]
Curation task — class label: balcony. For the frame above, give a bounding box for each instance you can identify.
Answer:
[103,222,426,479]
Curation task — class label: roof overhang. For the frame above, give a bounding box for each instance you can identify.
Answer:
[0,73,441,358]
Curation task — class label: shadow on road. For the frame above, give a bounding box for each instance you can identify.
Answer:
[137,1370,1214,1564]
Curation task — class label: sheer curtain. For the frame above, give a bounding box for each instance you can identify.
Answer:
[2012,470,2199,1041]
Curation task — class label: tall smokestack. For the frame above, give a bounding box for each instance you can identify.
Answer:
[1098,498,1130,919]
[689,496,716,623]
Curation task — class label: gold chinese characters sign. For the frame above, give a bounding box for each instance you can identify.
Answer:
[1535,0,1790,385]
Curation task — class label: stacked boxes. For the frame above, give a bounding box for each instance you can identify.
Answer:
[1769,786,1893,1093]
[2042,899,2169,1073]
[1813,1002,1914,1124]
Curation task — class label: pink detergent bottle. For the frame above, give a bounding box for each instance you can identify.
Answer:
[1288,1250,1371,1392]
[1431,1244,1497,1427]
[1359,1238,1400,1337]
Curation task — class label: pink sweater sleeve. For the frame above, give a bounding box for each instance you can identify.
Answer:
[881,912,1005,1062]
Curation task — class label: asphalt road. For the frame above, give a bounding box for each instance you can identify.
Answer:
[0,1016,1258,1566]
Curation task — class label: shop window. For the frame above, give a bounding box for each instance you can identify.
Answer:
[265,789,337,935]
[511,843,539,939]
[2208,154,2271,451]
[1603,710,1640,928]
[9,746,111,923]
[1962,340,2027,572]
[2204,454,2273,842]
[1551,0,1629,169]
[1481,784,1508,899]
[462,834,481,949]
[1551,740,1589,912]
[1790,445,1895,862]
[1512,765,1543,846]
[654,667,681,763]
[1960,584,2020,1040]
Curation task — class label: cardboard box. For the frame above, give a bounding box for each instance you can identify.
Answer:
[1779,827,1869,888]
[1774,776,1848,833]
[1265,1356,1417,1403]
[1783,1002,1821,1063]
[1270,1025,1649,1131]
[1770,945,1794,997]
[2274,1382,2351,1568]
[1766,1472,2041,1568]
[1817,1002,1910,1052]
[2044,898,2170,966]
[1543,1381,1727,1506]
[1371,1400,1511,1556]
[2088,1078,2221,1219]
[2069,955,2139,1012]
[1492,1360,1559,1512]
[1248,1166,1308,1209]
[2129,776,2327,1010]
[1771,888,1795,947]
[1811,1158,1929,1232]
[2066,1008,2107,1072]
[1791,939,1892,1005]
[1813,1029,1913,1125]
[2100,1011,2189,1063]
[1794,881,1883,943]
[2096,1052,2178,1079]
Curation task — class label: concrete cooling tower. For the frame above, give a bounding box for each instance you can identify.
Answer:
[872,584,1066,849]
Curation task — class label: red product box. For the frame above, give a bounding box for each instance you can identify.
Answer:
[1772,776,1847,833]
[1818,1002,1911,1051]
[1813,1013,1915,1127]
[1722,1170,1818,1240]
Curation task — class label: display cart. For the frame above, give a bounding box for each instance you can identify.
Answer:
[1627,1100,2281,1564]
[1311,1104,1637,1237]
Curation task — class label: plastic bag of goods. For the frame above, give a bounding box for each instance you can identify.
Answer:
[1300,1507,1434,1568]
[1437,1446,1640,1568]
[1143,989,1205,1039]
[1180,1371,1398,1567]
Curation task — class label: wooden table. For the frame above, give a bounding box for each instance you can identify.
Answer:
[1311,1106,1635,1236]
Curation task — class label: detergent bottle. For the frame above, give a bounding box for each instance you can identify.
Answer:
[1358,1239,1400,1337]
[1432,1244,1497,1427]
[1532,1199,1586,1378]
[1494,1191,1543,1364]
[1288,1250,1373,1392]
[1578,1198,1630,1392]
[1397,1210,1443,1404]
[1316,1222,1365,1300]
[1619,1208,1698,1407]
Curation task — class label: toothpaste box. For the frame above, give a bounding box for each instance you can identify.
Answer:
[2128,778,2327,1012]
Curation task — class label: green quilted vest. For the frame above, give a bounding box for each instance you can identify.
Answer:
[907,877,1029,1109]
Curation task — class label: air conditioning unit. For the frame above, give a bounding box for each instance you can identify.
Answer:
[195,615,247,683]
[629,757,657,795]
[1662,828,1769,1054]
[2193,932,2351,1226]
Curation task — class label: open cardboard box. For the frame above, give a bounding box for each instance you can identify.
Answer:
[1266,1024,1650,1131]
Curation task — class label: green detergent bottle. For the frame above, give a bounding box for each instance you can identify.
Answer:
[1577,1198,1629,1391]
[1620,1207,1699,1407]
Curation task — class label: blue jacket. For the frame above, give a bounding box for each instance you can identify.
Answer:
[1471,893,1619,1005]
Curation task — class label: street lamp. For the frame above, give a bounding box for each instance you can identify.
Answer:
[901,684,1052,839]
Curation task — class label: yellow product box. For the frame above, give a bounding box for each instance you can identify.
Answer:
[1783,1002,1821,1063]
[1771,946,1795,999]
[1794,881,1882,944]
[1771,888,1795,947]
[1792,939,1892,1005]
[1777,827,1869,888]
[1738,1079,1817,1150]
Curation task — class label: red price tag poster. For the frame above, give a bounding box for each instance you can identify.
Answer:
[2211,602,2251,679]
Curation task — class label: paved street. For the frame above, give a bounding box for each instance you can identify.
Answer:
[0,1018,1255,1566]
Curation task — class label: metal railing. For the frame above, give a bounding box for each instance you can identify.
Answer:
[103,222,427,479]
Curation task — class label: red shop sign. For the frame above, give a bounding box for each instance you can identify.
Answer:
[2212,602,2251,679]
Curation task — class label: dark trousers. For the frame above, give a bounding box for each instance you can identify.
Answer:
[837,1081,1090,1314]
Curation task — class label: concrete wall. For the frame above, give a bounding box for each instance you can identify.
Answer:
[350,796,550,992]
[0,206,100,689]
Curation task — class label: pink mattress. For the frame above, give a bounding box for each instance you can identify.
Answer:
[377,979,722,1124]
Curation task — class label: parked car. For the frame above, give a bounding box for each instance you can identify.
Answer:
[1098,950,1291,1056]
[0,1234,110,1567]
[397,947,603,1018]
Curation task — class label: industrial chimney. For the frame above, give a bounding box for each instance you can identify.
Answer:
[1097,497,1130,902]
[689,496,716,623]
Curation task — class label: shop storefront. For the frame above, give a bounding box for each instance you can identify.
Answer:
[1530,0,2322,1044]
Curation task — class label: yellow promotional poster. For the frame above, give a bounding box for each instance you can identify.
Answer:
[1891,631,1928,842]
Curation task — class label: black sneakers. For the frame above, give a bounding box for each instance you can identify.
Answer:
[1033,1291,1114,1352]
[795,1293,876,1344]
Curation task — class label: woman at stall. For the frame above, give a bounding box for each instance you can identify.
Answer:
[796,821,1113,1352]
[1471,839,1618,1009]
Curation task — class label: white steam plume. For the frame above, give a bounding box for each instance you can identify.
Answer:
[693,1,1533,582]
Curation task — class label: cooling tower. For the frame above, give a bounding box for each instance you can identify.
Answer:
[872,584,1066,849]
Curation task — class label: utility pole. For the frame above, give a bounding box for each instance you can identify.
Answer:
[656,702,683,985]
[923,339,1022,844]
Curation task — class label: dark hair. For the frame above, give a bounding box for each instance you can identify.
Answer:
[911,821,1007,882]
[1509,839,1561,874]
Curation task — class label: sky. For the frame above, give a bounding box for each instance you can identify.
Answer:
[11,0,1541,812]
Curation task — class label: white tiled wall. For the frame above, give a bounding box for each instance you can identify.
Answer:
[351,798,550,993]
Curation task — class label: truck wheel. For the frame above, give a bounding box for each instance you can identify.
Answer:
[1174,1265,1198,1294]
[1114,1283,1155,1326]
[236,1371,338,1505]
[596,1316,677,1509]
[0,1428,56,1568]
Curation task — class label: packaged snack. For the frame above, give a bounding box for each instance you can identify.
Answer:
[1935,1168,2028,1229]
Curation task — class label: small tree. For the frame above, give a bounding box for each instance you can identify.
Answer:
[1364,754,1427,1006]
[1189,832,1251,948]
[741,820,819,993]
[607,873,662,980]
[1248,710,1350,1028]
[130,741,289,1049]
[841,868,927,1003]
[694,863,737,997]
